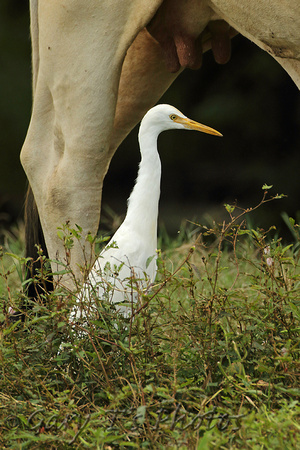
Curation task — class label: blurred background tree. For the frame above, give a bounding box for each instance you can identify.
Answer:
[0,1,299,237]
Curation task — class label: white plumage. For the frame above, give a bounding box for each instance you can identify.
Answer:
[74,104,222,320]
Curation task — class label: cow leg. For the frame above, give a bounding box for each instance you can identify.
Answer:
[21,0,163,289]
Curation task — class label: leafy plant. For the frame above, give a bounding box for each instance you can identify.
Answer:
[0,192,299,448]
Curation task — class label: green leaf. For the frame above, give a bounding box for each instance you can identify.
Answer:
[135,405,146,425]
[57,230,65,240]
[289,302,300,320]
[224,203,235,213]
[273,193,286,200]
[75,223,83,233]
[262,183,273,190]
[289,217,295,227]
[146,254,156,268]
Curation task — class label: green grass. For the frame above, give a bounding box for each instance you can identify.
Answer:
[0,194,299,449]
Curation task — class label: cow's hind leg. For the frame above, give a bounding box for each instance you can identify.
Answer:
[5,186,53,322]
[24,184,53,300]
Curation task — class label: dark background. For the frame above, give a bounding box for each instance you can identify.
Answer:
[1,1,299,238]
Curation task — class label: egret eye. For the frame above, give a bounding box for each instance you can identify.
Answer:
[169,114,177,120]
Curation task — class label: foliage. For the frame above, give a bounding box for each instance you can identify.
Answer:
[0,194,299,448]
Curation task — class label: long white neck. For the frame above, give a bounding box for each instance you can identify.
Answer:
[122,122,161,241]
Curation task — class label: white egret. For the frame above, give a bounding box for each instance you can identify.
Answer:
[74,104,222,320]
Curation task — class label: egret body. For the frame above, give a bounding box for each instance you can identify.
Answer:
[75,104,222,318]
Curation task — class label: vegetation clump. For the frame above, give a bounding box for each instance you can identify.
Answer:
[0,191,299,448]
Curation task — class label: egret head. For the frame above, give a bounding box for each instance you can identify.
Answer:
[140,104,223,137]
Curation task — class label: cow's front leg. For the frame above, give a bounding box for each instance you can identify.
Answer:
[21,1,127,289]
[21,77,113,288]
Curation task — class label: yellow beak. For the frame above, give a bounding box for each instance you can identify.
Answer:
[175,116,223,137]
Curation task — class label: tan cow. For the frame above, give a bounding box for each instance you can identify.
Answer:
[21,0,300,290]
